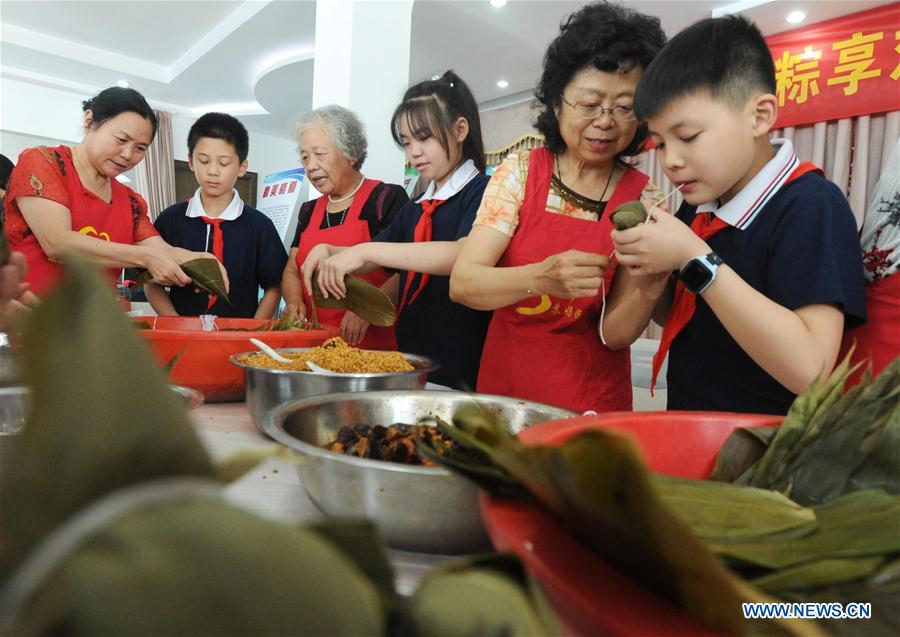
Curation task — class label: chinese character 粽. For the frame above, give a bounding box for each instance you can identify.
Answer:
[775,46,822,105]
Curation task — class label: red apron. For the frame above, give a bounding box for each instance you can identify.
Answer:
[476,147,648,412]
[295,179,397,350]
[21,151,134,296]
[840,272,900,387]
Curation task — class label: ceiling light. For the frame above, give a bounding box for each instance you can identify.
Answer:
[786,10,806,24]
[490,0,507,7]
[496,80,509,89]
[116,80,130,88]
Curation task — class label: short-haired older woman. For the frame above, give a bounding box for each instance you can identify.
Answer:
[281,105,408,348]
[450,2,666,412]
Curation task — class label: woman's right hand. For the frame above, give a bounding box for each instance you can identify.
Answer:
[167,247,230,293]
[143,246,193,287]
[300,244,334,298]
[534,249,609,299]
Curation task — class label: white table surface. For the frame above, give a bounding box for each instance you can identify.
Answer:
[189,401,459,594]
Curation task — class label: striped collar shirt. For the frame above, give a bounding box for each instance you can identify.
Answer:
[697,138,799,230]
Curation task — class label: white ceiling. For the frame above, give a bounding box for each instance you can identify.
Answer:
[1,0,894,140]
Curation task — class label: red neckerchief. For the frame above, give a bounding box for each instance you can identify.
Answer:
[398,198,446,310]
[200,217,225,310]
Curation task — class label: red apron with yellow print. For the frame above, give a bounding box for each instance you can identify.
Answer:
[476,147,648,412]
[20,151,135,296]
[296,179,397,350]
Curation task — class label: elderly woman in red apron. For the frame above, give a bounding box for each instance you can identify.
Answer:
[450,2,667,413]
[281,105,408,348]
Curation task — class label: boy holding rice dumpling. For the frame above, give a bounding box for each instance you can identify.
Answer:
[610,16,866,414]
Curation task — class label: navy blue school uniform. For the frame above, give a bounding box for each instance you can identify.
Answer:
[154,200,287,318]
[666,141,866,415]
[375,162,492,389]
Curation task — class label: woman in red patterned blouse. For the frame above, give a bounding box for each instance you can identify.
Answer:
[5,87,225,297]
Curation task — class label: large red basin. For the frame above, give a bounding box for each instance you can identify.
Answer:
[136,316,338,402]
[480,410,782,637]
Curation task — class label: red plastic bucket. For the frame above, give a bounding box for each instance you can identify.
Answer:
[481,411,783,637]
[136,316,338,402]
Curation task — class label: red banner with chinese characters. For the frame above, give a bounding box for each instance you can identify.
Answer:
[767,3,900,128]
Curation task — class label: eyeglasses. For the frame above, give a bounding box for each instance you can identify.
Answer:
[561,97,636,121]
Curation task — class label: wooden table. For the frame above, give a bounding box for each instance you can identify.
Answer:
[188,402,456,594]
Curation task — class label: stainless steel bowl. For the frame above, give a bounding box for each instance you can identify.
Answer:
[264,390,575,554]
[230,348,441,434]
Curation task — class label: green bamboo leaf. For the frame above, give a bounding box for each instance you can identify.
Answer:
[414,422,526,500]
[752,556,885,593]
[180,258,231,305]
[751,358,900,505]
[406,555,560,636]
[657,475,818,543]
[709,490,900,570]
[312,271,396,327]
[709,426,778,483]
[610,200,648,230]
[133,258,231,305]
[542,431,791,636]
[0,257,216,579]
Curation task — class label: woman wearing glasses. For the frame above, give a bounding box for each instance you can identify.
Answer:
[450,1,666,412]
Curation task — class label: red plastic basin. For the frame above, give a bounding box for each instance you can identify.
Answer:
[136,316,338,402]
[480,410,783,637]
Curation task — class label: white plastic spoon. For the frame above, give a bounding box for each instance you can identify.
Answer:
[249,338,291,363]
[306,361,339,374]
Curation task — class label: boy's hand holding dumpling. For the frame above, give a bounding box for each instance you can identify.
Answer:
[612,203,709,278]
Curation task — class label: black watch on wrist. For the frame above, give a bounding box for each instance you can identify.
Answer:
[679,252,723,294]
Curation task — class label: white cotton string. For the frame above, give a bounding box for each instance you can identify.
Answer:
[598,183,685,346]
[199,314,218,332]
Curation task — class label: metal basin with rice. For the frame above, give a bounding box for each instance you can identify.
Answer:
[263,390,575,554]
[231,348,441,433]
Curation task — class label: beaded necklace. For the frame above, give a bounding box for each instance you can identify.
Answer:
[551,156,616,216]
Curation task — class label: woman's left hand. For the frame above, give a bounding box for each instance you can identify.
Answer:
[612,206,709,276]
[317,247,367,300]
[340,311,369,345]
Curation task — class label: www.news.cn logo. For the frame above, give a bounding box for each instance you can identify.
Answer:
[743,602,872,620]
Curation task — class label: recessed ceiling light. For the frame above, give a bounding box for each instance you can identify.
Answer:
[490,0,507,7]
[786,10,806,24]
[432,74,441,80]
[497,80,509,89]
[116,80,130,88]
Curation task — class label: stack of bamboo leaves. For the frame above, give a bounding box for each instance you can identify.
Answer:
[0,259,556,637]
[416,357,900,636]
